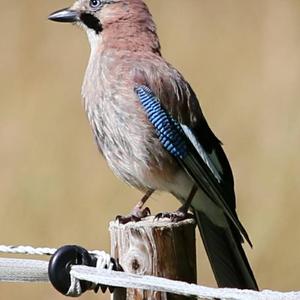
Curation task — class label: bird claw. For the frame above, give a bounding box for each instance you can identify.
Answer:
[116,214,141,224]
[116,207,151,224]
[154,211,194,222]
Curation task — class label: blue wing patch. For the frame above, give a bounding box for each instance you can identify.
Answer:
[135,85,188,159]
[135,85,252,246]
[135,85,223,183]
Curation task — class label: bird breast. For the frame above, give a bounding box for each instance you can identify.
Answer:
[81,53,178,191]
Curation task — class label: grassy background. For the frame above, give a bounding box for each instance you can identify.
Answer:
[1,0,300,299]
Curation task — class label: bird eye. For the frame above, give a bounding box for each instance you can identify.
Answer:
[89,0,102,9]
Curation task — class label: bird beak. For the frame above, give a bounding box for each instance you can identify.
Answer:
[48,8,80,23]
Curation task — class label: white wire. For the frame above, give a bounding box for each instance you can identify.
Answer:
[0,245,57,256]
[0,245,103,257]
[67,271,83,297]
[0,258,49,282]
[70,266,300,300]
[0,257,299,299]
[0,245,300,299]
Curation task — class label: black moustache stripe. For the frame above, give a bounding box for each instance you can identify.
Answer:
[80,13,103,34]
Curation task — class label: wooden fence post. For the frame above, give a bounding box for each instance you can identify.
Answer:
[109,216,197,300]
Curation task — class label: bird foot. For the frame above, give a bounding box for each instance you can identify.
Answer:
[116,207,151,224]
[154,210,194,222]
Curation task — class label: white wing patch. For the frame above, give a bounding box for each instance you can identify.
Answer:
[181,125,223,183]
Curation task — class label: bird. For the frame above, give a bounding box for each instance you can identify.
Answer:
[48,0,258,290]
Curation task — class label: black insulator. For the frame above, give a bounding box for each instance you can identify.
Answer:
[48,245,94,296]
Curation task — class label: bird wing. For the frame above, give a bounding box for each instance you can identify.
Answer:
[133,66,236,212]
[134,84,252,246]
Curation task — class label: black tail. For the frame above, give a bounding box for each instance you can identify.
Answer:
[194,210,258,290]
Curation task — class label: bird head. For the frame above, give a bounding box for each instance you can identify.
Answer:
[48,0,160,53]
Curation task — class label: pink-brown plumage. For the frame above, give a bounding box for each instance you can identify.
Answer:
[99,0,161,54]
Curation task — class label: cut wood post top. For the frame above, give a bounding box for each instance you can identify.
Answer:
[109,216,196,230]
[110,216,197,300]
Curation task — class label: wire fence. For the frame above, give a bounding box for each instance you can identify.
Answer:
[0,245,299,300]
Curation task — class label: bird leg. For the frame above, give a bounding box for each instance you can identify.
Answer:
[116,190,154,224]
[155,185,197,222]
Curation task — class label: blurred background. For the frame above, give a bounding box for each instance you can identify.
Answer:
[1,0,300,299]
